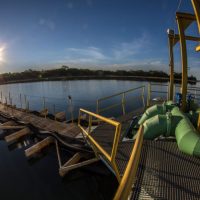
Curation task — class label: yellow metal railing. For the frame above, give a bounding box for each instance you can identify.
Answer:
[96,86,145,115]
[113,126,144,200]
[147,83,169,106]
[78,108,122,182]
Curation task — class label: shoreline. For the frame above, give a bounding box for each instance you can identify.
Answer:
[0,75,197,85]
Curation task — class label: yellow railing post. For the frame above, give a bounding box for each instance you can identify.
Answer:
[177,15,188,111]
[113,126,144,200]
[147,83,151,107]
[192,0,200,33]
[88,115,92,134]
[197,112,200,133]
[122,93,126,115]
[96,86,145,115]
[78,108,122,182]
[96,99,99,114]
[176,12,196,111]
[141,86,145,108]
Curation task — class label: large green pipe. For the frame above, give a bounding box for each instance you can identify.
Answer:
[141,103,200,156]
[138,104,166,125]
[171,107,200,156]
[138,101,175,125]
[143,114,168,139]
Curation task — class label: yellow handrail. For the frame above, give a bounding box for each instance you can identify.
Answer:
[113,126,144,200]
[78,108,122,182]
[96,86,145,115]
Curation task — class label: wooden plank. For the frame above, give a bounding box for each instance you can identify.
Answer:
[0,104,81,138]
[59,158,99,177]
[40,109,48,118]
[0,125,26,130]
[25,136,54,157]
[63,153,81,167]
[5,127,31,143]
[1,121,17,126]
[55,111,66,121]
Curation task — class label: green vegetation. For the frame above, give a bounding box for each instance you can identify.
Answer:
[0,66,197,84]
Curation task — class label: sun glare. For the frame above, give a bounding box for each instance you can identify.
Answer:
[0,45,5,62]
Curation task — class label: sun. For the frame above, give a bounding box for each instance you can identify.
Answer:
[0,45,5,62]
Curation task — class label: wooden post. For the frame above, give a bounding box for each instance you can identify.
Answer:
[5,127,30,143]
[25,136,54,157]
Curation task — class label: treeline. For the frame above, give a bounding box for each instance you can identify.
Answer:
[0,66,197,84]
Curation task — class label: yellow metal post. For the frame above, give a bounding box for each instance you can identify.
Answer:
[176,15,188,111]
[192,0,200,33]
[122,93,126,115]
[167,29,175,101]
[197,112,200,133]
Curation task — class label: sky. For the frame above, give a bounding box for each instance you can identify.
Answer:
[0,0,199,77]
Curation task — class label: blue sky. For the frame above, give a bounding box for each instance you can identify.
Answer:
[0,0,199,76]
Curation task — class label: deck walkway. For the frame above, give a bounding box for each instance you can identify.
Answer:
[90,107,145,176]
[0,104,80,138]
[131,140,200,200]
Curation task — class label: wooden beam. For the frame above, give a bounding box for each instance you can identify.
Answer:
[55,111,66,122]
[59,157,99,177]
[1,121,17,126]
[5,127,31,143]
[40,109,48,118]
[0,125,26,130]
[25,136,54,157]
[59,153,81,176]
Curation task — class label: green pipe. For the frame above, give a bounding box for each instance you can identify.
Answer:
[171,107,200,156]
[143,114,167,139]
[141,105,200,156]
[138,101,175,125]
[138,104,166,125]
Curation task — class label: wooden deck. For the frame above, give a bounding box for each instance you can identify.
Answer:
[0,103,81,138]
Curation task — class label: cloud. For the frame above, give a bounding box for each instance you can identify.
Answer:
[39,19,55,30]
[112,33,150,60]
[63,47,107,64]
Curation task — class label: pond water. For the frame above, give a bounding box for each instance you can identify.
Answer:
[0,80,172,120]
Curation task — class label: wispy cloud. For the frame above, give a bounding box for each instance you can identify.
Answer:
[112,33,150,60]
[39,19,55,30]
[0,44,7,63]
[63,47,107,64]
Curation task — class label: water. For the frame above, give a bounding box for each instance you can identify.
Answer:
[0,124,118,200]
[0,80,170,120]
[0,80,197,199]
